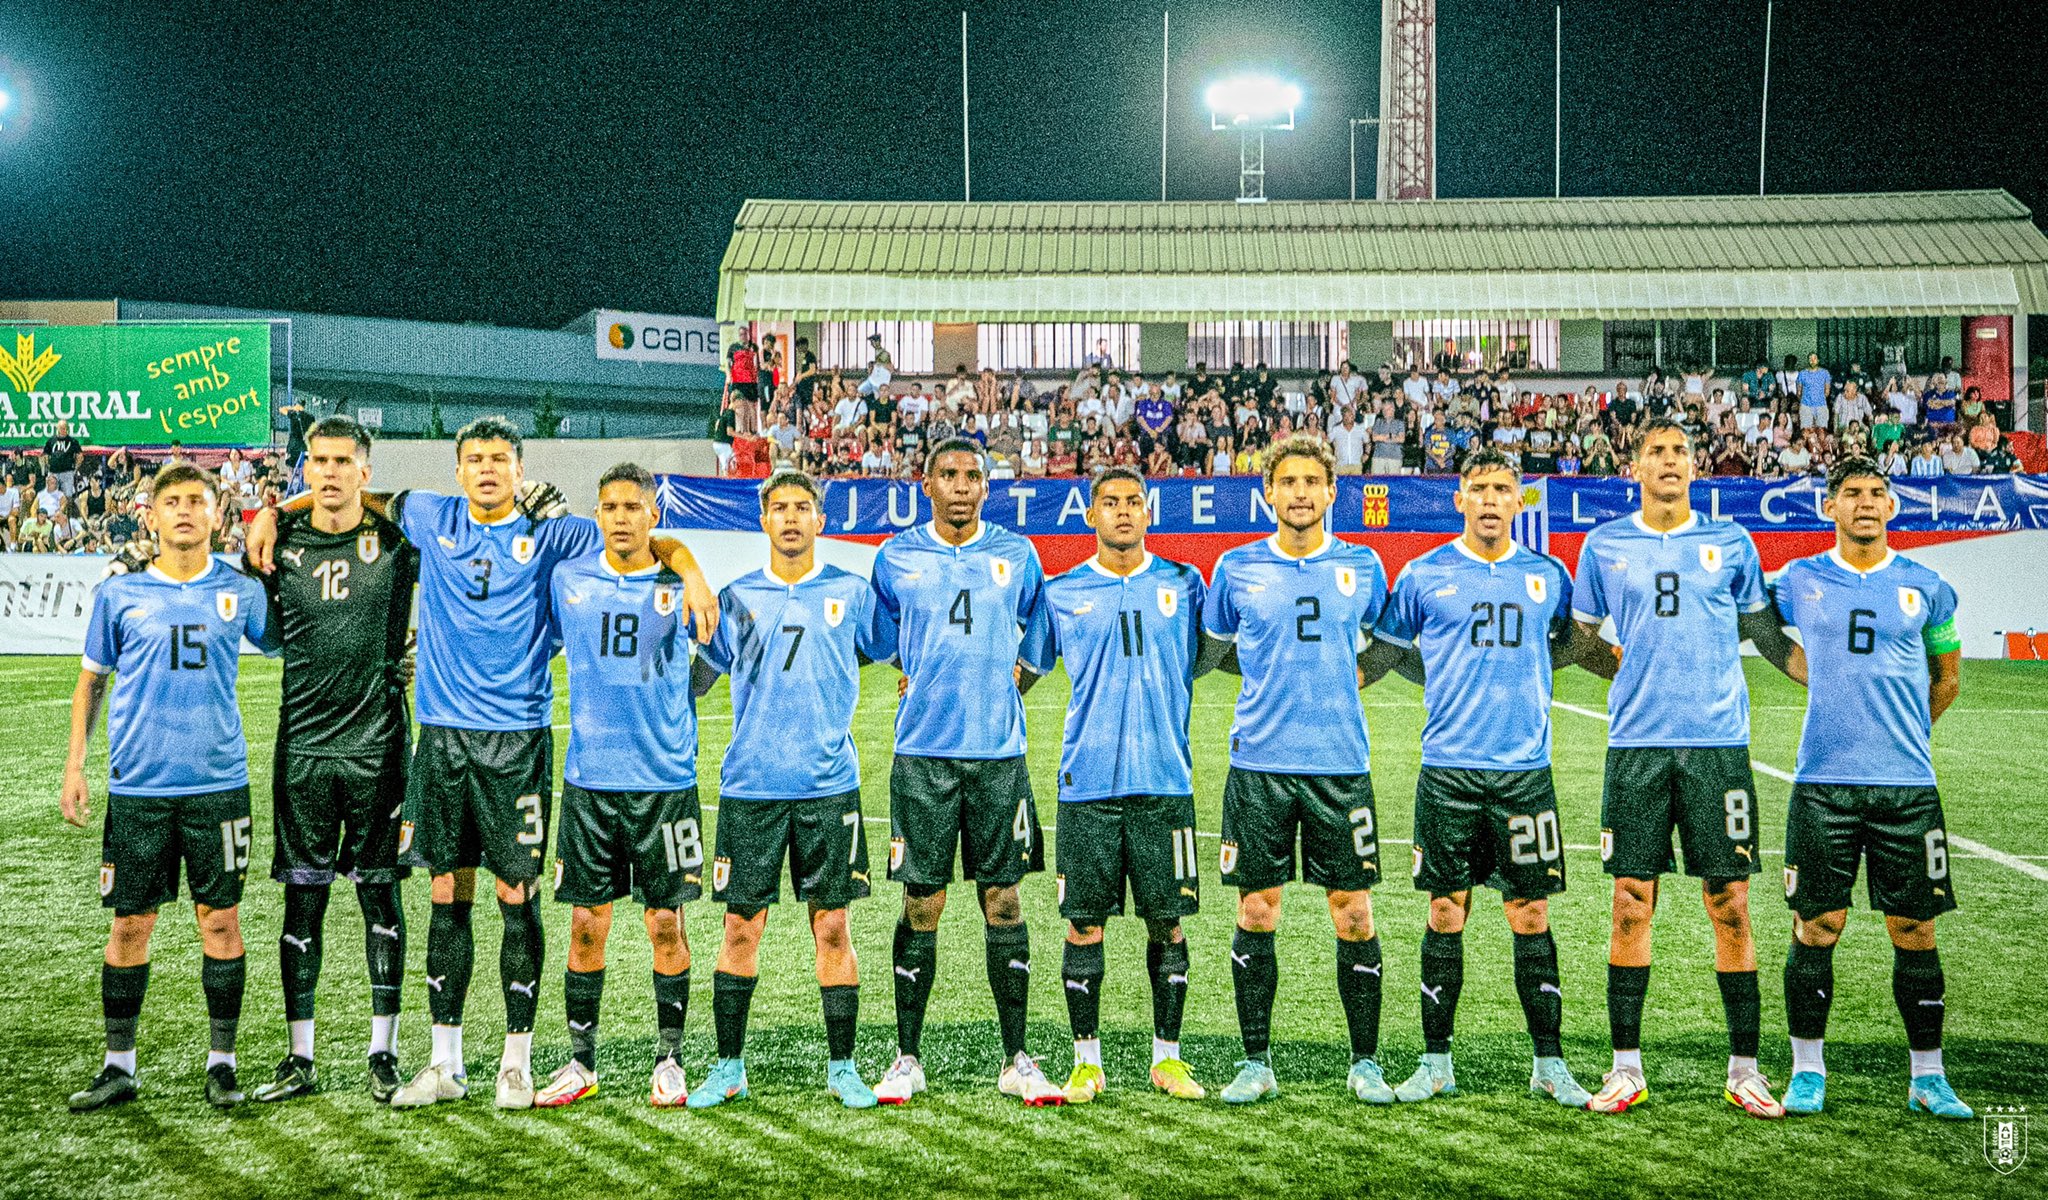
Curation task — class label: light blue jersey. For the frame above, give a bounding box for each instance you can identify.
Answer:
[1203,534,1388,775]
[1042,554,1207,801]
[82,559,280,796]
[870,521,1051,760]
[1376,538,1574,771]
[552,552,698,792]
[395,491,602,731]
[1573,513,1768,748]
[702,564,886,799]
[1773,550,1960,787]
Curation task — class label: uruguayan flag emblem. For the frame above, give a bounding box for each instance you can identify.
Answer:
[825,597,847,627]
[990,558,1012,586]
[1335,566,1357,597]
[653,586,677,616]
[215,592,238,621]
[357,531,381,564]
[1157,586,1178,618]
[1699,543,1724,572]
[1525,573,1548,604]
[1898,586,1922,617]
[511,536,535,564]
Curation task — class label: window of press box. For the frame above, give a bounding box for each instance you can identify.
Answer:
[975,324,1143,372]
[1392,320,1561,373]
[1186,321,1348,372]
[816,321,936,374]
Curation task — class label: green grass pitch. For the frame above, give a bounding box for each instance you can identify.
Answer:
[3,657,2044,1199]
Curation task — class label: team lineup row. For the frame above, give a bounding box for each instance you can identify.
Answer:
[59,414,1973,1124]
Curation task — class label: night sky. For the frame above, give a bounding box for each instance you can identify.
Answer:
[3,0,2043,329]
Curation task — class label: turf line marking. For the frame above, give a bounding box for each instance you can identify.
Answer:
[1551,700,2048,881]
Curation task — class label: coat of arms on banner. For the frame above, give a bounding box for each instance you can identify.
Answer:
[1984,1106,2028,1175]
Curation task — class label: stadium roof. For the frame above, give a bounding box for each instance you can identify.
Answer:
[716,190,2048,323]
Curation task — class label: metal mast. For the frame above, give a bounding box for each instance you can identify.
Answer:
[1376,0,1436,200]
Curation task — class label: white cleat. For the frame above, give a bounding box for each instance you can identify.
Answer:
[495,1065,535,1110]
[998,1052,1067,1107]
[389,1063,469,1110]
[874,1054,927,1106]
[533,1060,598,1109]
[1725,1068,1786,1120]
[649,1057,689,1108]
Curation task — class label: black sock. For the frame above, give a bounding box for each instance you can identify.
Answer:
[1062,939,1105,1041]
[1336,936,1383,1061]
[986,922,1031,1059]
[822,984,859,1061]
[1784,939,1835,1041]
[356,883,405,1019]
[102,962,149,1056]
[1512,931,1565,1059]
[1893,946,1945,1053]
[1419,929,1464,1056]
[891,920,937,1058]
[564,968,604,1068]
[201,954,245,1056]
[426,901,474,1026]
[1147,938,1190,1044]
[654,968,689,1062]
[1607,963,1650,1053]
[713,970,757,1060]
[497,895,544,1035]
[280,884,329,1025]
[1230,927,1277,1061]
[1717,970,1762,1059]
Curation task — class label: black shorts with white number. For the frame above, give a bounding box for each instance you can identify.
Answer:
[887,755,1043,887]
[551,783,703,909]
[101,787,252,915]
[712,791,870,911]
[272,737,411,886]
[402,725,553,883]
[1783,782,1958,921]
[1600,745,1760,881]
[1219,768,1379,892]
[1056,794,1201,924]
[1411,766,1566,900]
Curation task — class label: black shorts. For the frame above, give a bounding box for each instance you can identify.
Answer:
[887,755,1044,888]
[272,740,410,886]
[1056,795,1200,925]
[1219,768,1379,893]
[1784,783,1959,921]
[712,791,870,911]
[552,783,704,910]
[1411,766,1567,901]
[101,787,251,915]
[402,726,553,883]
[1601,746,1761,881]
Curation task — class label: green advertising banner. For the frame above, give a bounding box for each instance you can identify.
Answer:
[0,323,272,446]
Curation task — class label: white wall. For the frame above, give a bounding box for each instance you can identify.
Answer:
[367,439,719,511]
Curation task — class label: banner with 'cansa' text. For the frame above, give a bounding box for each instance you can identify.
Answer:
[0,323,271,446]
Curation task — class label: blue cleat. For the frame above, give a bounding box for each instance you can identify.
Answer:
[686,1058,748,1110]
[827,1059,877,1109]
[1907,1075,1973,1120]
[1782,1071,1826,1116]
[1220,1060,1278,1105]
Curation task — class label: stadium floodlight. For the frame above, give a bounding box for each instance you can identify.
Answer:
[1205,74,1300,202]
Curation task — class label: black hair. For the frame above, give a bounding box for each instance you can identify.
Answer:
[454,415,523,461]
[598,461,655,497]
[757,468,822,510]
[1089,465,1146,502]
[924,437,987,477]
[1633,416,1691,458]
[1458,446,1518,481]
[307,415,372,456]
[1826,455,1889,496]
[151,463,219,501]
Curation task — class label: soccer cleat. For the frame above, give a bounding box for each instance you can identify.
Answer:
[534,1060,598,1109]
[67,1066,137,1113]
[1586,1066,1648,1114]
[389,1063,469,1109]
[687,1058,749,1109]
[649,1057,689,1108]
[205,1063,245,1109]
[998,1052,1066,1106]
[1347,1058,1397,1104]
[1393,1055,1457,1103]
[874,1054,926,1106]
[1782,1071,1826,1116]
[495,1066,535,1110]
[828,1060,878,1109]
[1907,1075,1973,1120]
[367,1052,403,1104]
[1150,1058,1206,1101]
[1063,1062,1106,1104]
[1725,1068,1785,1119]
[252,1055,318,1103]
[1529,1057,1591,1108]
[1220,1060,1279,1105]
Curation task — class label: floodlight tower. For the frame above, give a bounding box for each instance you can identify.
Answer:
[1206,76,1300,203]
[1376,0,1436,200]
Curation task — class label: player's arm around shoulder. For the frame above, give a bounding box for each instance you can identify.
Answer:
[1362,557,1422,688]
[645,532,717,644]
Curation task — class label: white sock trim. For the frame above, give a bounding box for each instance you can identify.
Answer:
[289,1019,315,1062]
[369,1013,398,1057]
[1909,1048,1945,1078]
[1072,1038,1102,1068]
[1152,1037,1179,1066]
[105,1049,137,1075]
[501,1031,533,1074]
[1612,1048,1643,1072]
[1790,1038,1827,1076]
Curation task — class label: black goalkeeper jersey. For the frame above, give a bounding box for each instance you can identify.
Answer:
[263,509,418,757]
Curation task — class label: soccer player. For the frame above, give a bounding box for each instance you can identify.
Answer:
[1039,467,1210,1104]
[1572,417,1800,1117]
[868,438,1061,1105]
[248,416,716,1110]
[1200,433,1394,1105]
[63,466,280,1111]
[686,469,889,1110]
[532,464,704,1110]
[1771,458,1971,1118]
[247,417,418,1105]
[1363,448,1592,1107]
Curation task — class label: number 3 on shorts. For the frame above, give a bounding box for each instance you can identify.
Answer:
[515,793,545,846]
